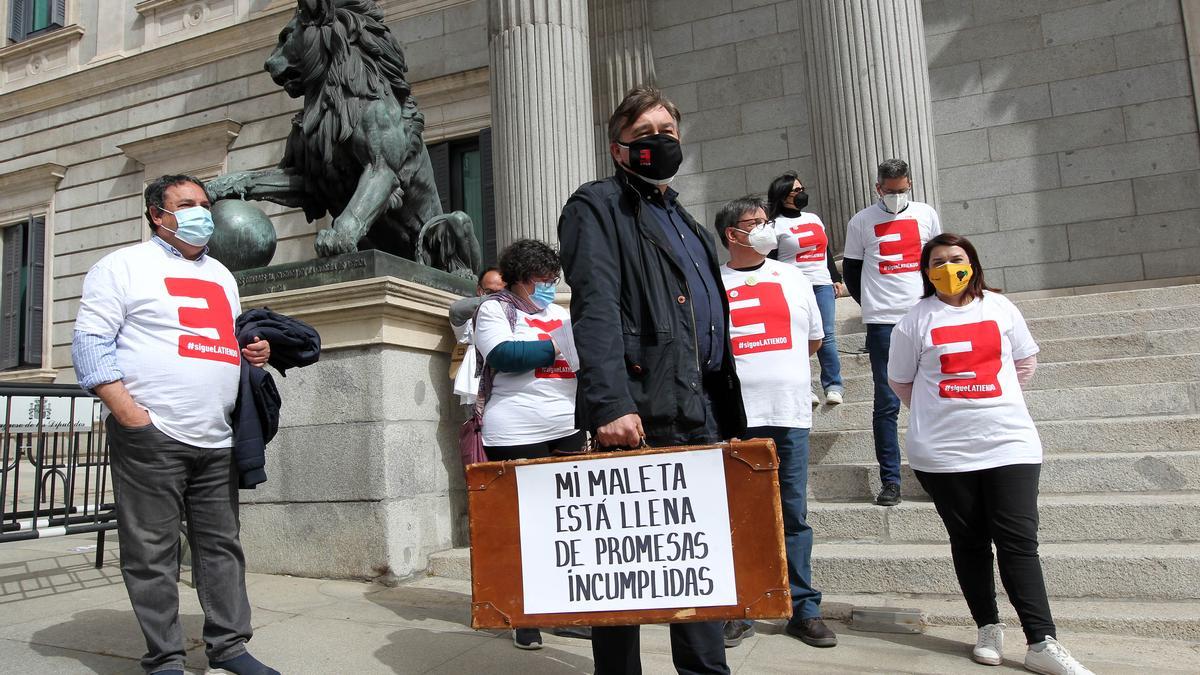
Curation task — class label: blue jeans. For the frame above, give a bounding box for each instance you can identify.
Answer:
[743,426,821,622]
[865,323,902,486]
[812,285,843,393]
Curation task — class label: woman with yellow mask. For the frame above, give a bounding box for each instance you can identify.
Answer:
[886,234,1093,675]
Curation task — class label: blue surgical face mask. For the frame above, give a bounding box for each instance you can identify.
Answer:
[159,205,215,247]
[531,281,557,309]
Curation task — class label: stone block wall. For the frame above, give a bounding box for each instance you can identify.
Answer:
[924,0,1200,291]
[648,0,812,235]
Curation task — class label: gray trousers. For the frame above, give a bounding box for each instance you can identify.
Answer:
[107,417,252,673]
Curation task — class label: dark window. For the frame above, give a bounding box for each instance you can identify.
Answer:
[8,0,66,44]
[1,217,46,371]
[428,128,497,267]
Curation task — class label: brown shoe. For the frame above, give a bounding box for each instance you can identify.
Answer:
[786,617,838,648]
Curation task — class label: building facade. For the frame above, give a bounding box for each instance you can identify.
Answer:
[2,0,1200,383]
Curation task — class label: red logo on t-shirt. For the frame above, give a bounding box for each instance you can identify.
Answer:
[789,223,828,263]
[164,277,239,365]
[525,317,575,379]
[931,320,1003,399]
[728,282,792,355]
[875,219,922,275]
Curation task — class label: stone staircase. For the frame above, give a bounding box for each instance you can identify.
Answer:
[808,283,1200,640]
[428,284,1200,640]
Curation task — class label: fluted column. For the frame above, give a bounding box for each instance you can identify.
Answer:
[587,0,656,177]
[801,0,940,252]
[489,0,596,248]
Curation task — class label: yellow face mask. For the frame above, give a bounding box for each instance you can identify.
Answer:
[927,262,973,296]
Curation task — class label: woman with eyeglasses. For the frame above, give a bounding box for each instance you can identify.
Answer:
[766,172,845,405]
[472,238,584,650]
[886,233,1093,675]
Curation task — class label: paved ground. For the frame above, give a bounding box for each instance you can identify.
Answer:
[1,536,1197,674]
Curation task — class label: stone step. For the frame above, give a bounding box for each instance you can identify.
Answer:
[1013,283,1200,319]
[828,353,1200,401]
[810,415,1200,465]
[826,327,1200,381]
[431,542,1200,603]
[808,492,1200,545]
[811,381,1199,432]
[428,546,471,581]
[828,284,1200,337]
[810,542,1200,601]
[807,451,1200,502]
[818,593,1200,641]
[1037,327,1200,364]
[424,550,1200,639]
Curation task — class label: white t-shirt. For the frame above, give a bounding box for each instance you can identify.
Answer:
[888,291,1042,473]
[843,201,942,324]
[774,212,833,286]
[75,241,242,448]
[474,300,579,446]
[721,259,824,429]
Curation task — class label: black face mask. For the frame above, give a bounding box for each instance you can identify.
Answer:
[792,192,810,210]
[619,133,683,185]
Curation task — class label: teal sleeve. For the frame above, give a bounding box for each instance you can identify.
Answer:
[485,339,556,372]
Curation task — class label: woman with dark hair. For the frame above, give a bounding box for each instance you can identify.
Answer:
[767,172,845,405]
[472,238,584,651]
[886,234,1092,675]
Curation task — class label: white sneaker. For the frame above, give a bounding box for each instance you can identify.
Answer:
[811,391,820,405]
[973,623,1004,666]
[825,390,844,405]
[1024,637,1094,675]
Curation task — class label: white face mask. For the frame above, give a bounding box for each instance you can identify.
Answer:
[734,224,777,255]
[882,192,910,214]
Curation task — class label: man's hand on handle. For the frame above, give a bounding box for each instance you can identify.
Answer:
[596,413,644,449]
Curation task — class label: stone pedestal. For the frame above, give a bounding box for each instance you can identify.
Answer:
[488,0,596,246]
[236,275,468,583]
[801,0,940,251]
[587,0,655,176]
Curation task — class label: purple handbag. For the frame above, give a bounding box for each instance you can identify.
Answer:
[459,408,487,466]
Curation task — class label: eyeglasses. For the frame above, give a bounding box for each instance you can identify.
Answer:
[735,218,773,228]
[789,186,806,195]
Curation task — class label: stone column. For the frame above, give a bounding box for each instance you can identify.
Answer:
[489,0,596,247]
[801,0,940,251]
[587,0,656,177]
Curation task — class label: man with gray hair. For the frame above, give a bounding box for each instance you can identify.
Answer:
[841,159,942,507]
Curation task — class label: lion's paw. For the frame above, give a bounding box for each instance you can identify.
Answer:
[314,228,360,257]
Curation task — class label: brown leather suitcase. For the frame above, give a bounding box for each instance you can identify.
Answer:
[466,439,790,629]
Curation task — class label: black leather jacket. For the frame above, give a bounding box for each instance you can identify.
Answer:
[558,171,745,445]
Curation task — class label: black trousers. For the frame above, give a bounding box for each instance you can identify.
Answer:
[484,429,586,461]
[591,390,729,675]
[914,463,1056,644]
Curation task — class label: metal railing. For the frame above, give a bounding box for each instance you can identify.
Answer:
[1,383,115,568]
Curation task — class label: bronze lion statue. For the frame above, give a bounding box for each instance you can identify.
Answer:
[207,0,481,277]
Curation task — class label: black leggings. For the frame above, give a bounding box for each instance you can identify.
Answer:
[914,463,1056,644]
[485,430,586,462]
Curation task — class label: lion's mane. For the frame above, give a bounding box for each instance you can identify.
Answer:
[281,0,425,219]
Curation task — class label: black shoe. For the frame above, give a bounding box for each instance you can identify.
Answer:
[875,482,901,506]
[513,628,543,650]
[786,617,838,648]
[723,620,755,648]
[207,652,280,675]
[551,625,592,640]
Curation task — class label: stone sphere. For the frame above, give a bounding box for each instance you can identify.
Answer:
[209,199,277,271]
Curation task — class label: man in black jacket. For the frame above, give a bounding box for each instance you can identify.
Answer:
[558,85,745,675]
